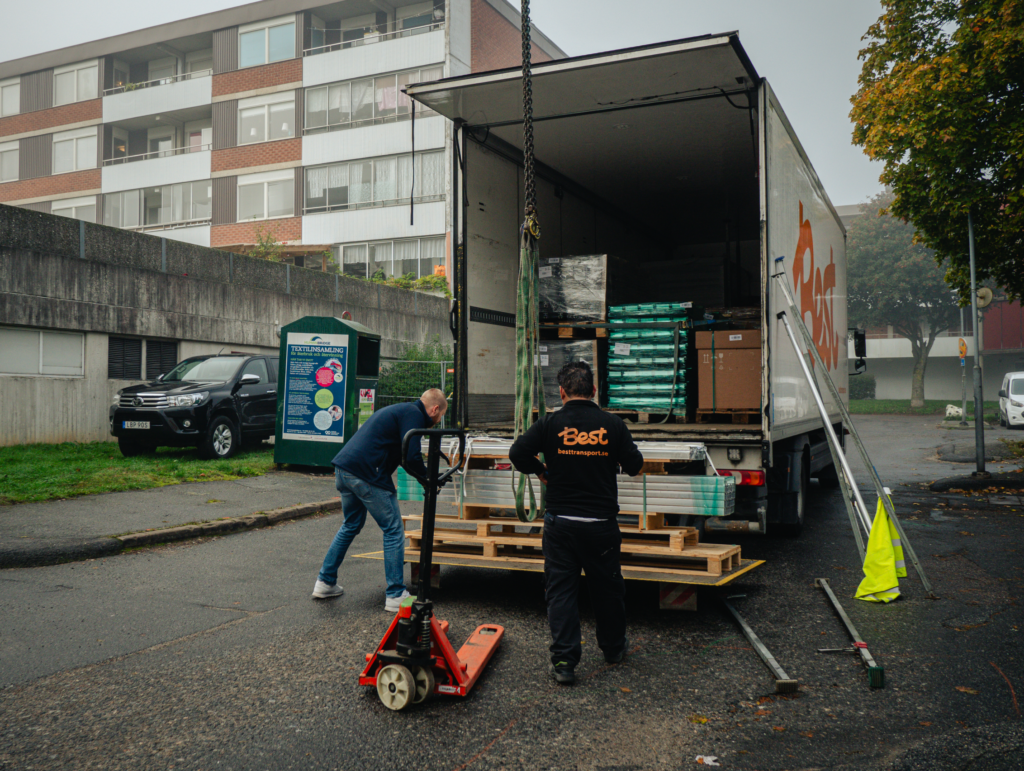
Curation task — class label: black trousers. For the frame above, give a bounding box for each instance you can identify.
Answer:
[542,513,627,668]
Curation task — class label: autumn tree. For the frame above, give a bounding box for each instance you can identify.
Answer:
[850,0,1024,300]
[848,191,960,407]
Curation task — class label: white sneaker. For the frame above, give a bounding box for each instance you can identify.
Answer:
[312,580,344,599]
[384,589,412,612]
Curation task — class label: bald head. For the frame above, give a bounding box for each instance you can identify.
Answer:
[420,389,448,425]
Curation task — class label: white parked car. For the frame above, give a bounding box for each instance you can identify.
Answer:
[999,371,1024,428]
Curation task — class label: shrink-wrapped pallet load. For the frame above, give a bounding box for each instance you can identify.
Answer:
[538,255,641,323]
[536,340,599,410]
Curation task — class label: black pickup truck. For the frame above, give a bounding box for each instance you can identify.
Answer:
[109,353,278,459]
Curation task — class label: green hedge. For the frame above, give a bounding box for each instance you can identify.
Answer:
[848,374,876,400]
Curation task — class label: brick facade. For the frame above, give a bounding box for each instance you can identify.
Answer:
[470,0,553,73]
[212,138,302,173]
[212,59,303,98]
[0,99,102,140]
[0,168,100,204]
[211,216,302,247]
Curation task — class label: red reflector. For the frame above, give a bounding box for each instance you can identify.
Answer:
[718,470,766,486]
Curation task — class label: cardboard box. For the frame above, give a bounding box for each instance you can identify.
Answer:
[696,330,761,411]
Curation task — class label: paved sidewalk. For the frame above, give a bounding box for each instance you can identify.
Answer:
[0,470,340,568]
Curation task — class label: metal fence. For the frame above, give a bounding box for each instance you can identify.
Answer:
[376,360,454,428]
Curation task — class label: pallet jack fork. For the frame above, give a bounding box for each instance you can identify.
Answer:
[359,428,504,711]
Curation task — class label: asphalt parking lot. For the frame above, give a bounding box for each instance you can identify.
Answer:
[1,414,1022,770]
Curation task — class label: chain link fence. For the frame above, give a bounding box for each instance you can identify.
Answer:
[376,360,454,428]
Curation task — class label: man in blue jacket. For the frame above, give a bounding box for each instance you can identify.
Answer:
[312,388,447,611]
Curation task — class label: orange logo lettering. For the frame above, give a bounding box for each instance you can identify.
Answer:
[791,201,840,371]
[559,427,610,446]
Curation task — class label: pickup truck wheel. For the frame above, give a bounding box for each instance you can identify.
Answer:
[777,453,809,537]
[118,438,154,458]
[200,417,239,459]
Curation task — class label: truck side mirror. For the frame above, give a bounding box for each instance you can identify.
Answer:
[851,357,867,376]
[999,389,1008,399]
[852,329,867,358]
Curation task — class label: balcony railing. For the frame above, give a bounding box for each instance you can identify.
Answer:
[103,143,211,166]
[304,193,444,216]
[103,69,212,97]
[303,108,439,136]
[131,217,212,233]
[303,19,444,57]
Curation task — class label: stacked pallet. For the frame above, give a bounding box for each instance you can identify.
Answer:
[535,340,599,411]
[605,302,700,418]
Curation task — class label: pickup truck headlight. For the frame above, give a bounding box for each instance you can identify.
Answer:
[169,392,208,407]
[1011,400,1023,408]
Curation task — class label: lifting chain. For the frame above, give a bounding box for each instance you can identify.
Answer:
[521,0,538,231]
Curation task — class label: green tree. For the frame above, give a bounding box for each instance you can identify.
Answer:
[850,0,1024,300]
[248,223,283,262]
[848,191,962,407]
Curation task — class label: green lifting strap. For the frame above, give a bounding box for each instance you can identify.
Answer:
[512,222,546,522]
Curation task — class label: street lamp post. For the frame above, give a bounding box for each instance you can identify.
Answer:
[968,211,989,477]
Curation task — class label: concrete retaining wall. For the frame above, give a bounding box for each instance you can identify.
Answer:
[0,204,451,445]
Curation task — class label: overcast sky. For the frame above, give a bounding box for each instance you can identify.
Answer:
[1,0,884,205]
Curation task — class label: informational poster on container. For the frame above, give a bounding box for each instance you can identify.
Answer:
[282,333,349,443]
[359,388,375,425]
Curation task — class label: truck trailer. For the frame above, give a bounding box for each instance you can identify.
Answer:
[407,32,849,536]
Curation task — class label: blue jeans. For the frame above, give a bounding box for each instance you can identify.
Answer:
[318,469,407,598]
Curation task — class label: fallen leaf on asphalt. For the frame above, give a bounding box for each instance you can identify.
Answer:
[959,531,975,536]
[758,696,774,704]
[620,687,631,693]
[773,726,786,732]
[754,709,771,716]
[695,757,720,766]
[919,722,932,726]
[801,731,814,738]
[689,714,709,724]
[955,686,980,694]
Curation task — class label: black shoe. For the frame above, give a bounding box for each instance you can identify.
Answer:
[605,639,628,664]
[552,661,576,684]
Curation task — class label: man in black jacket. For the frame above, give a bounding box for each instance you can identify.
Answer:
[508,361,644,684]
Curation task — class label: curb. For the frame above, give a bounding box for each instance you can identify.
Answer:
[929,476,1024,493]
[0,499,342,569]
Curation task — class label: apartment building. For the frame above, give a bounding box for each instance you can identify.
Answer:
[0,0,564,279]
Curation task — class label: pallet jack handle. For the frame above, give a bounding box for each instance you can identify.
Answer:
[401,428,466,603]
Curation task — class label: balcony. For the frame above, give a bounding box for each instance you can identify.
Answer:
[303,17,445,57]
[102,146,211,194]
[303,114,445,167]
[302,199,446,245]
[303,26,445,88]
[103,70,212,124]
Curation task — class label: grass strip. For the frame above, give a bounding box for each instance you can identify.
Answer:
[848,399,999,419]
[0,442,275,505]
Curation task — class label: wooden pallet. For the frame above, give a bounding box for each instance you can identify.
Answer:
[541,323,608,339]
[403,538,742,577]
[441,504,705,532]
[696,409,760,425]
[402,514,700,544]
[606,410,691,425]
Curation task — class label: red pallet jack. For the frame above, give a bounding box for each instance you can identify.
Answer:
[359,428,504,711]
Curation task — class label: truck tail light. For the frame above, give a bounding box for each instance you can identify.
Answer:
[718,470,765,486]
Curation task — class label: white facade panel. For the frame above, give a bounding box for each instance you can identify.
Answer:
[101,150,211,194]
[103,76,212,123]
[302,31,446,88]
[302,200,445,244]
[302,116,445,167]
[146,224,211,247]
[848,335,970,360]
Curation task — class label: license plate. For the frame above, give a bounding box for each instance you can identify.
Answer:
[123,421,150,429]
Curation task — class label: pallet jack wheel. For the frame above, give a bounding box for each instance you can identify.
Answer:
[411,666,435,704]
[376,664,415,711]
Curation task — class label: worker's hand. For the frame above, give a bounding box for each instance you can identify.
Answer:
[537,468,548,486]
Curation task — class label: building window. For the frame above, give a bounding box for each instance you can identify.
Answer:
[104,181,211,230]
[53,60,98,106]
[239,17,296,68]
[146,340,179,379]
[305,150,443,214]
[340,236,445,280]
[108,337,142,380]
[0,141,17,182]
[0,327,84,377]
[238,93,295,145]
[0,78,19,117]
[305,66,442,134]
[52,196,96,223]
[238,171,294,222]
[52,127,97,174]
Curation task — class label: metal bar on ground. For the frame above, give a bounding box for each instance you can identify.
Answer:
[722,598,798,693]
[816,578,884,688]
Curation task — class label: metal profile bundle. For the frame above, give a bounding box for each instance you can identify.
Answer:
[440,436,707,463]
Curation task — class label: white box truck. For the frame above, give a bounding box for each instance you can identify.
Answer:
[408,33,849,535]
